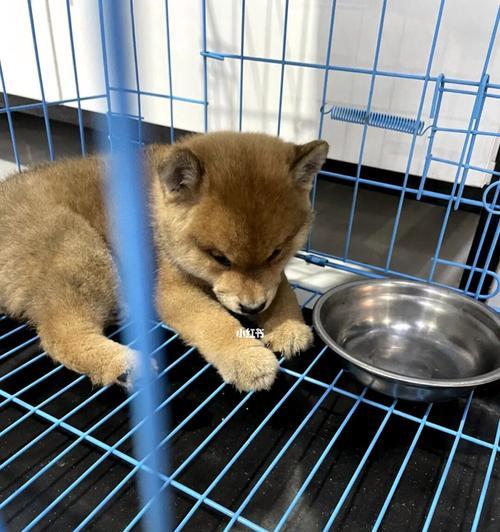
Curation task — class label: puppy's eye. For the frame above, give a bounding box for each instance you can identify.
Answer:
[267,248,282,262]
[210,250,231,267]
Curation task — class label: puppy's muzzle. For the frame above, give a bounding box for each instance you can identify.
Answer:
[239,301,266,315]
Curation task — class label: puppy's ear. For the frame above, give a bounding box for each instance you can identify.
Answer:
[158,148,202,199]
[292,140,329,187]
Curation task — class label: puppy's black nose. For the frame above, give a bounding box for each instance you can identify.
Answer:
[240,302,266,315]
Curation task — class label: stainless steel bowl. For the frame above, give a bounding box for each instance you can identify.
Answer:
[312,279,500,402]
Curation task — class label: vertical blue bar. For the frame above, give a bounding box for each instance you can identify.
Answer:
[428,8,499,284]
[372,403,433,531]
[427,107,484,283]
[316,0,338,142]
[471,420,500,532]
[202,0,209,132]
[27,0,55,160]
[421,393,473,531]
[306,0,337,251]
[323,402,396,531]
[417,73,445,200]
[464,183,500,293]
[224,370,344,531]
[98,1,168,530]
[452,74,490,209]
[129,0,143,145]
[474,222,500,298]
[384,0,445,270]
[98,0,113,122]
[276,0,289,137]
[165,0,175,143]
[238,0,246,132]
[0,62,21,170]
[274,392,368,531]
[65,0,86,155]
[343,0,388,259]
[454,8,499,209]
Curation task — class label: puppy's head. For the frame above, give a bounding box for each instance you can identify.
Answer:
[152,132,328,315]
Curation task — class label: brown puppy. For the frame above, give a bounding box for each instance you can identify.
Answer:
[0,132,328,391]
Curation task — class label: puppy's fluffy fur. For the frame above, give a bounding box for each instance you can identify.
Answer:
[0,132,328,391]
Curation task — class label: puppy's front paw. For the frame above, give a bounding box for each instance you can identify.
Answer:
[220,345,278,392]
[116,350,158,391]
[264,320,313,359]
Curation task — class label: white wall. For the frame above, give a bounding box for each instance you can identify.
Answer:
[1,0,499,186]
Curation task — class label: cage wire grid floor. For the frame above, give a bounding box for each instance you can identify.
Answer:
[0,280,499,531]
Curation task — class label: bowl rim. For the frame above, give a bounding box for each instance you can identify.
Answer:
[312,278,500,389]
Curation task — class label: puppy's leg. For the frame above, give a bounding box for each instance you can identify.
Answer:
[36,309,137,387]
[257,274,313,359]
[156,261,278,392]
[23,210,137,387]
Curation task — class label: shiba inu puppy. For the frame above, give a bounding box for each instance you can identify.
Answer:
[0,132,328,391]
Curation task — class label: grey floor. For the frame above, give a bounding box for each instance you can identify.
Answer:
[312,180,478,286]
[0,112,479,288]
[0,112,99,173]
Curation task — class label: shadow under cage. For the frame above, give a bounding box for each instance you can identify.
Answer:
[0,0,500,530]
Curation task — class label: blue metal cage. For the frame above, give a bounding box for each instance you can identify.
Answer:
[0,0,499,530]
